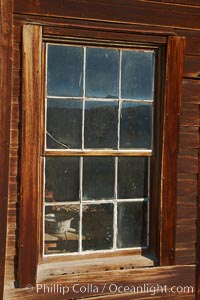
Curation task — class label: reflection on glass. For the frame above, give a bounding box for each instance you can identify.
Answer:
[84,101,118,149]
[117,202,147,248]
[82,204,114,251]
[45,157,80,202]
[121,50,154,100]
[47,45,83,97]
[83,157,115,200]
[45,205,79,254]
[120,102,152,149]
[86,48,119,98]
[118,157,148,199]
[46,99,82,149]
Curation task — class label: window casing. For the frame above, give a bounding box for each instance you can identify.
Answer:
[18,24,185,287]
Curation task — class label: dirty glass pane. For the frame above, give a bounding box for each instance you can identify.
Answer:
[86,48,119,98]
[47,45,83,97]
[46,99,82,149]
[44,205,79,254]
[83,157,115,200]
[121,50,154,100]
[117,202,147,248]
[84,101,118,149]
[45,157,80,202]
[118,157,148,199]
[120,102,153,149]
[82,204,114,251]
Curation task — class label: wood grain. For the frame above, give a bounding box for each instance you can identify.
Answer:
[178,155,198,173]
[160,36,185,265]
[2,1,200,298]
[183,55,200,78]
[182,79,200,105]
[18,25,42,287]
[0,0,12,298]
[196,98,200,299]
[13,0,200,30]
[6,266,196,299]
[150,0,200,5]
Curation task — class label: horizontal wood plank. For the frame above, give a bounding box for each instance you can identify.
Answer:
[179,132,199,149]
[183,55,200,78]
[182,79,200,104]
[13,0,200,30]
[43,24,167,44]
[5,266,195,299]
[150,0,200,5]
[176,199,196,267]
[177,179,197,197]
[178,156,198,173]
[44,150,152,157]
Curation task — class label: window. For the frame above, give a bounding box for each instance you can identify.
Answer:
[44,44,154,255]
[18,24,185,287]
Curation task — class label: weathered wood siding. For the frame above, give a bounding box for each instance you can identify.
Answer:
[2,0,199,299]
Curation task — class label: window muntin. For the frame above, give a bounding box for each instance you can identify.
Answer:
[44,43,155,255]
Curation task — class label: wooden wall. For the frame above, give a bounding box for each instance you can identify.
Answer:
[2,0,200,299]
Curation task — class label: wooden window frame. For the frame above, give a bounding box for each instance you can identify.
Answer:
[18,23,185,287]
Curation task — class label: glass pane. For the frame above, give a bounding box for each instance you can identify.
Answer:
[120,102,153,149]
[117,202,147,248]
[83,157,115,200]
[45,205,79,254]
[121,50,154,100]
[47,45,83,97]
[86,48,119,98]
[82,204,113,251]
[46,99,82,149]
[45,157,80,202]
[118,157,148,199]
[84,101,118,149]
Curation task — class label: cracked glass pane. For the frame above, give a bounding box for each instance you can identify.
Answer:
[46,99,82,149]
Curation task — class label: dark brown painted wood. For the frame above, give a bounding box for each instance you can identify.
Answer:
[160,36,186,265]
[0,0,12,298]
[13,0,200,30]
[18,25,42,287]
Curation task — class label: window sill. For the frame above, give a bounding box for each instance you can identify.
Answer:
[37,254,157,282]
